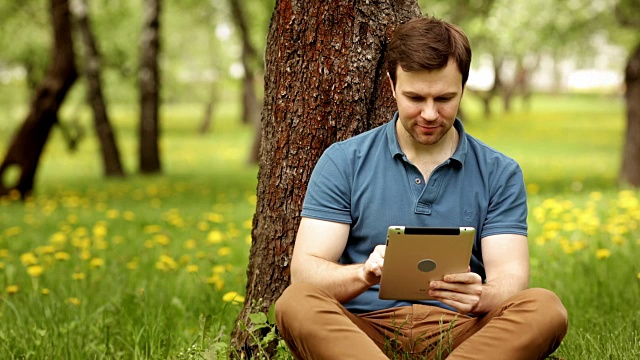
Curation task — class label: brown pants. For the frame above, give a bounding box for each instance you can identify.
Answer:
[275,283,568,360]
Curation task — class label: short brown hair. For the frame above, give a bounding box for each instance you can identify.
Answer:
[386,17,472,87]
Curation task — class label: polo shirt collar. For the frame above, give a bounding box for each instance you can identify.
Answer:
[386,112,467,166]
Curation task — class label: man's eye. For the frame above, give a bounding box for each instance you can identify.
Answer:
[436,97,453,102]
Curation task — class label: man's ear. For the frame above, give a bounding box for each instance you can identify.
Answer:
[387,72,396,98]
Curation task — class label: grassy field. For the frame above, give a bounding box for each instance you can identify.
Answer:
[0,89,639,359]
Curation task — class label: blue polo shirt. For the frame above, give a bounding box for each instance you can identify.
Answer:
[301,113,528,313]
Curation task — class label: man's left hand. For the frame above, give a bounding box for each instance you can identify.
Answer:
[428,271,483,314]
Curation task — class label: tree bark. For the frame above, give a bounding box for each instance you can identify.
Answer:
[620,44,640,187]
[71,0,125,177]
[230,0,421,356]
[0,0,77,199]
[138,0,161,174]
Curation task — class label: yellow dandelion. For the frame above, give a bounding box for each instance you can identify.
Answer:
[49,232,67,246]
[197,221,209,231]
[186,265,199,273]
[106,209,120,219]
[20,252,38,266]
[126,260,138,270]
[207,275,224,290]
[245,235,252,245]
[154,234,170,246]
[54,252,71,261]
[207,213,224,223]
[144,240,155,249]
[184,239,197,249]
[0,262,4,270]
[80,250,91,261]
[207,230,223,244]
[612,235,625,245]
[572,240,587,252]
[66,297,81,306]
[0,249,9,258]
[36,245,55,255]
[222,291,245,303]
[95,239,109,250]
[179,255,191,265]
[93,223,108,238]
[6,285,19,294]
[595,248,611,260]
[155,255,178,271]
[589,191,603,201]
[67,214,78,223]
[41,288,50,295]
[73,227,89,237]
[72,272,86,280]
[27,265,44,277]
[144,225,162,234]
[526,183,540,195]
[89,258,105,269]
[247,194,257,205]
[3,226,21,237]
[213,265,226,274]
[217,247,231,256]
[8,189,21,201]
[637,273,640,280]
[123,211,136,221]
[196,251,206,259]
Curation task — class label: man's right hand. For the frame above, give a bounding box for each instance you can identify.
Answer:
[361,245,386,286]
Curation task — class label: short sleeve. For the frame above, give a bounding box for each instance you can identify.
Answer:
[481,160,528,238]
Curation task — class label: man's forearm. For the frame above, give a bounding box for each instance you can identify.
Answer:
[291,255,373,303]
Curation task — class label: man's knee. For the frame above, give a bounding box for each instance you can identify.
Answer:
[275,282,326,327]
[522,288,569,335]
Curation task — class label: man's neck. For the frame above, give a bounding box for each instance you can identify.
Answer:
[399,126,458,179]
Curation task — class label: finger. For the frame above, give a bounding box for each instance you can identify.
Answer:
[437,297,474,314]
[443,272,481,284]
[373,245,386,258]
[371,262,382,276]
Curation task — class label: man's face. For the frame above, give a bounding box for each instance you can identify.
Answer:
[389,60,463,146]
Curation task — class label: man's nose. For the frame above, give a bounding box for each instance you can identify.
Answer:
[420,101,438,120]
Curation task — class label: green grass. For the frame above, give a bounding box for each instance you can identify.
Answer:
[1,89,639,359]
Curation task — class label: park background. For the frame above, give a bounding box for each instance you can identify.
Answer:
[0,0,639,359]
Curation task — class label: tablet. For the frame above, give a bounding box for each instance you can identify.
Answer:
[378,226,476,300]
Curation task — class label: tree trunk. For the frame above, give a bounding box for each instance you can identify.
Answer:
[138,0,161,174]
[230,0,421,356]
[229,0,263,126]
[0,0,77,199]
[199,91,216,135]
[620,44,640,187]
[71,0,125,177]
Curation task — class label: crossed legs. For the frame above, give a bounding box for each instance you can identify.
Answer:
[275,282,567,360]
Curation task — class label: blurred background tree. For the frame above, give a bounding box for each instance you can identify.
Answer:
[0,0,77,199]
[616,0,640,186]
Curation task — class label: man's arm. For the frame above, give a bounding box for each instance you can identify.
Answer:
[429,234,529,315]
[473,234,529,313]
[290,217,385,303]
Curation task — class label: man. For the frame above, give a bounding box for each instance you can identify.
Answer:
[275,16,568,359]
